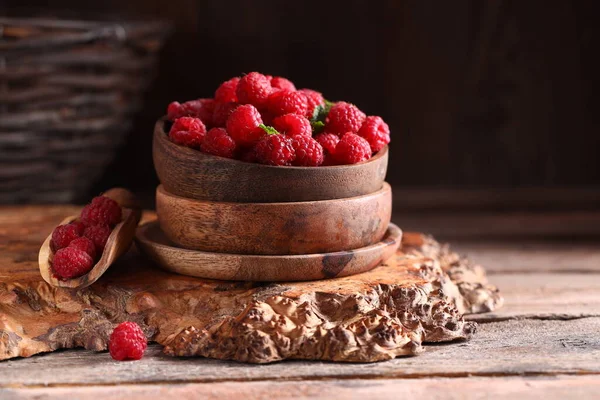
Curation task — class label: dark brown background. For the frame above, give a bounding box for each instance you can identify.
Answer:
[3,0,600,208]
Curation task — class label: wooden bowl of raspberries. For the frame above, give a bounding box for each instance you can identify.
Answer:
[150,72,395,273]
[153,72,390,203]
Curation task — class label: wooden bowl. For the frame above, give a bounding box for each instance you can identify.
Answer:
[136,219,402,281]
[153,119,388,203]
[156,182,392,255]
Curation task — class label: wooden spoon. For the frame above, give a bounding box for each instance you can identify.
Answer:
[38,188,142,289]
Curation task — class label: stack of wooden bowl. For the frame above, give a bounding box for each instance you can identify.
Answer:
[136,119,402,282]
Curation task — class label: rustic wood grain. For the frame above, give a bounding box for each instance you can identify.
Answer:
[0,206,500,363]
[3,375,600,400]
[156,182,392,255]
[136,220,401,281]
[1,318,599,386]
[153,120,389,203]
[466,273,600,322]
[451,241,600,273]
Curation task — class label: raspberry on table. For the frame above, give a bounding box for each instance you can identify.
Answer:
[299,89,325,118]
[272,114,312,137]
[50,222,84,252]
[212,102,239,127]
[292,136,324,166]
[236,72,272,108]
[358,116,390,152]
[334,132,372,164]
[168,117,207,149]
[52,247,94,280]
[267,90,308,117]
[270,76,296,91]
[201,128,237,159]
[325,102,366,135]
[68,237,97,259]
[109,321,148,361]
[214,77,240,103]
[315,132,340,156]
[80,196,122,227]
[254,134,295,166]
[167,99,215,126]
[226,104,266,147]
[84,224,112,254]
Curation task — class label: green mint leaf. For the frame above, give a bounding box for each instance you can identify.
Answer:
[311,120,325,135]
[259,124,280,135]
[311,105,325,123]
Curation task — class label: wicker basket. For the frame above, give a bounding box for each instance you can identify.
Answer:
[0,17,169,203]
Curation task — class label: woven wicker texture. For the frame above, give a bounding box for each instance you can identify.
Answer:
[0,17,169,203]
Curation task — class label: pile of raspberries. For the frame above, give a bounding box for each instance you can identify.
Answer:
[166,72,390,166]
[50,195,122,280]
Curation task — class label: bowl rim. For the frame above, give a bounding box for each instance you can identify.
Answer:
[157,181,391,207]
[154,117,388,171]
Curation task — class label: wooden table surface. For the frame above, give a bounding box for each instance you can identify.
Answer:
[1,206,600,399]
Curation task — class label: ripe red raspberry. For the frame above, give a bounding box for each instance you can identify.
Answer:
[270,76,296,91]
[236,72,272,108]
[299,89,325,118]
[201,128,237,159]
[167,99,215,126]
[50,222,84,252]
[315,132,340,156]
[214,77,240,103]
[52,247,94,280]
[272,114,312,137]
[84,224,111,254]
[68,237,97,259]
[212,102,239,127]
[267,90,308,117]
[358,116,390,152]
[109,321,147,361]
[326,102,366,135]
[168,117,207,149]
[334,133,372,164]
[226,104,266,147]
[80,196,122,227]
[292,136,324,166]
[254,134,295,166]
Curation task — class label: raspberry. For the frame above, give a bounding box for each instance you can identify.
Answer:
[167,99,215,126]
[109,321,147,361]
[50,222,84,252]
[226,104,266,147]
[80,196,122,227]
[270,76,296,91]
[299,89,325,118]
[212,102,239,127]
[214,77,240,103]
[236,72,272,108]
[292,136,324,166]
[52,247,94,280]
[272,114,311,137]
[84,224,111,254]
[325,102,366,135]
[358,116,390,152]
[254,134,295,166]
[201,128,237,158]
[238,147,258,163]
[168,117,207,149]
[267,90,308,117]
[68,237,97,259]
[334,133,372,165]
[315,132,340,156]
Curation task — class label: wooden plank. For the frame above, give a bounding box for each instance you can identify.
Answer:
[1,318,599,386]
[451,241,600,273]
[393,211,600,239]
[3,375,600,400]
[466,273,600,322]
